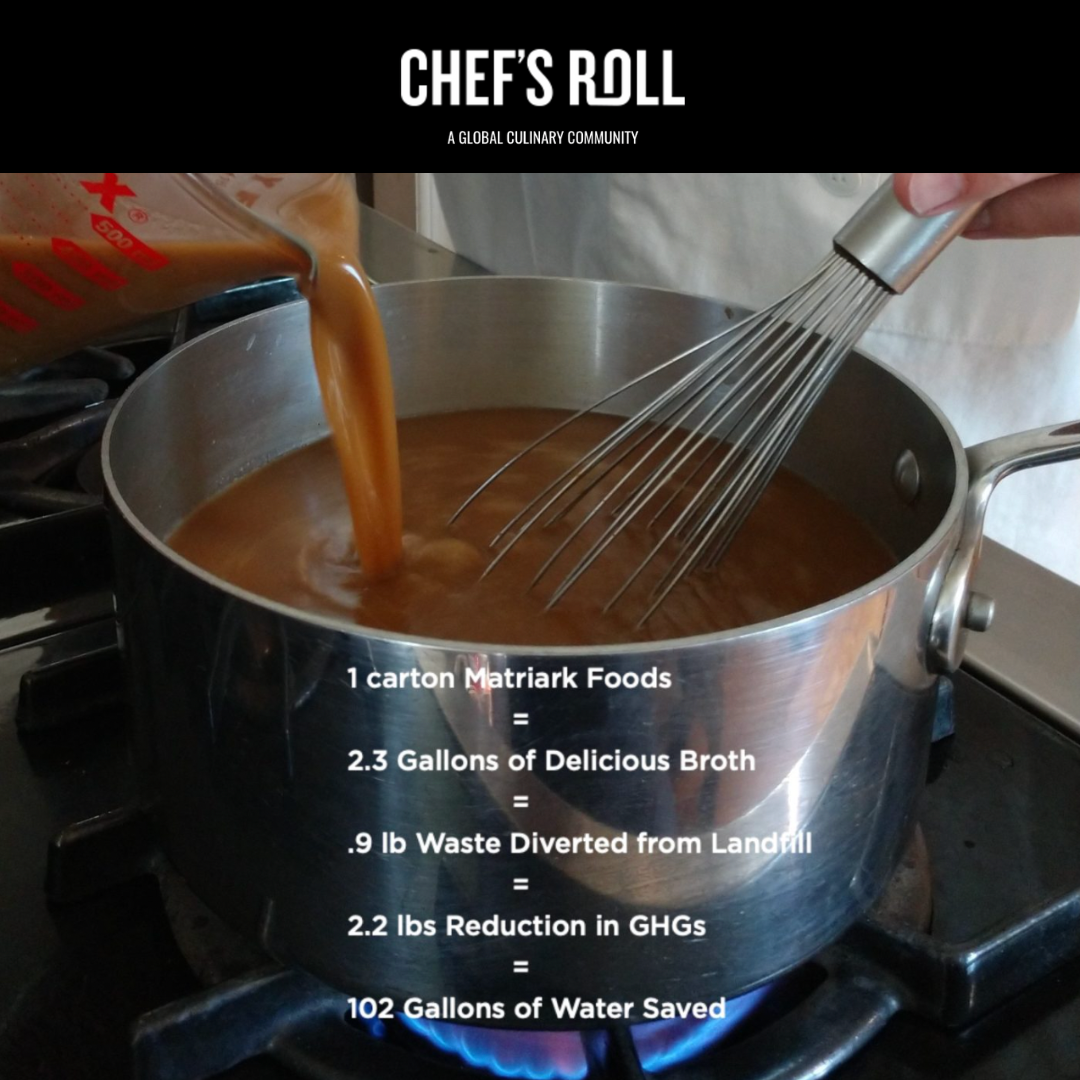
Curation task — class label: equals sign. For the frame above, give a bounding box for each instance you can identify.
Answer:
[512,796,529,809]
[513,960,529,974]
[513,878,529,891]
[513,713,529,726]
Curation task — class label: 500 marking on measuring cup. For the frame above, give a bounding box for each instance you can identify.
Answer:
[89,211,168,270]
[0,173,168,339]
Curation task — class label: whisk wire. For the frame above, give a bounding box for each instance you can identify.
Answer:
[607,257,854,524]
[458,244,897,624]
[480,324,758,559]
[674,266,875,543]
[602,260,873,614]
[474,256,852,560]
[482,305,792,576]
[535,259,858,608]
[691,290,884,561]
[699,281,891,570]
[634,279,891,625]
[450,304,780,532]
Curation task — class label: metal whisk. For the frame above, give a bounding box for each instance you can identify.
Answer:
[453,180,983,624]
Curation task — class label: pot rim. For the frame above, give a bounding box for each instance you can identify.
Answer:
[102,276,970,657]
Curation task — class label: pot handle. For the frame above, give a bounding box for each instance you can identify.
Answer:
[929,418,1080,673]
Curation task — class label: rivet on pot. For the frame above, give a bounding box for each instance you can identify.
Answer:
[892,449,921,504]
[963,592,996,633]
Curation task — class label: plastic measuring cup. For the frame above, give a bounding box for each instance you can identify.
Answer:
[0,173,321,375]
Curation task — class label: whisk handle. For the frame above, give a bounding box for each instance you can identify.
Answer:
[833,179,984,294]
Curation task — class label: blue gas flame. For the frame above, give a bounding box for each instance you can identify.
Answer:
[631,986,770,1072]
[401,1016,588,1079]
[394,984,771,1078]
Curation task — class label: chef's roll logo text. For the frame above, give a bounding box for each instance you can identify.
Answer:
[399,49,685,107]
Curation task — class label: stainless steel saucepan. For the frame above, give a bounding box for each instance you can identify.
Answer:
[103,278,1080,1023]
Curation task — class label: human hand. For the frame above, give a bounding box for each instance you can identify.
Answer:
[893,173,1080,239]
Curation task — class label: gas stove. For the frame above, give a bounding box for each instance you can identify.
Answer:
[2,207,1079,1080]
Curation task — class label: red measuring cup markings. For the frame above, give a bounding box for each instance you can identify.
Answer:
[0,172,317,374]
